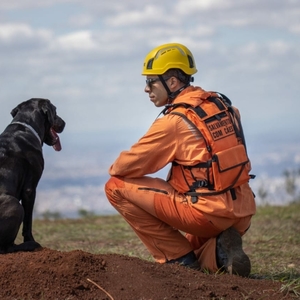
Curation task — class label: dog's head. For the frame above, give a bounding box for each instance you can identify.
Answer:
[11,98,66,151]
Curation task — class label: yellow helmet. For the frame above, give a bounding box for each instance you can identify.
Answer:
[142,43,197,76]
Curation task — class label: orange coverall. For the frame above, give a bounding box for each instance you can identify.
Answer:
[105,86,256,272]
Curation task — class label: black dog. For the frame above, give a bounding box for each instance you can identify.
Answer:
[0,98,65,253]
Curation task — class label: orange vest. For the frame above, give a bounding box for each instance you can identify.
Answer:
[166,93,253,201]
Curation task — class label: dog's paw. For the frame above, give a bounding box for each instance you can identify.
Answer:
[24,241,42,251]
[7,241,42,253]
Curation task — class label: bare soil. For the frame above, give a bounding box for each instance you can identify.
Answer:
[0,247,296,300]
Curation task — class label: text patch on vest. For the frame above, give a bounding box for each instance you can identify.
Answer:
[205,112,235,141]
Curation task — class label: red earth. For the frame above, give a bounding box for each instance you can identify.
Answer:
[0,247,296,300]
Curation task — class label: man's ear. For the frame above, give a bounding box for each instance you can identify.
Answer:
[170,76,180,88]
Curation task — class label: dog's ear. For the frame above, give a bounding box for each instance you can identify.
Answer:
[11,105,19,118]
[41,100,56,126]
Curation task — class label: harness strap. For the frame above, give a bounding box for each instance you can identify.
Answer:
[208,97,227,111]
[228,106,248,152]
[186,163,247,203]
[173,161,210,168]
[170,111,211,152]
[193,106,207,118]
[216,92,232,106]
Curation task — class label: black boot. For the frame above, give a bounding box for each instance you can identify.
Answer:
[216,227,251,277]
[167,251,200,270]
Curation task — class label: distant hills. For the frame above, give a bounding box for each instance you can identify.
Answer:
[35,130,299,218]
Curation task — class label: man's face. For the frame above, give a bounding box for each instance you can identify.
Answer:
[144,76,171,107]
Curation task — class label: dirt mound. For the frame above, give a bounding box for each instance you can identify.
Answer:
[0,248,295,299]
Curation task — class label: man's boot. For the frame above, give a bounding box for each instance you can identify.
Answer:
[167,251,200,270]
[216,227,251,277]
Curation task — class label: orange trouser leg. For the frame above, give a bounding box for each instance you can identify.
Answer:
[105,176,221,265]
[185,216,252,272]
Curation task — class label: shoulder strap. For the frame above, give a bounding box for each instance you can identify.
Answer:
[218,94,248,152]
[209,92,249,152]
[215,92,232,106]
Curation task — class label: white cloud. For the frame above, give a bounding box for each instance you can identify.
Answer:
[290,24,300,34]
[267,40,290,55]
[55,30,97,51]
[0,0,72,10]
[0,23,51,43]
[175,0,230,13]
[105,5,167,27]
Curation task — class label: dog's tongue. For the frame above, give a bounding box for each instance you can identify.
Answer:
[50,128,62,151]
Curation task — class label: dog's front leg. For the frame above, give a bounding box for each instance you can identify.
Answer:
[21,188,36,242]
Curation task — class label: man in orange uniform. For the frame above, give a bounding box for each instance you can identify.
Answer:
[105,43,256,277]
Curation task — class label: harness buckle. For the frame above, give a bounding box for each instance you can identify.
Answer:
[191,180,208,189]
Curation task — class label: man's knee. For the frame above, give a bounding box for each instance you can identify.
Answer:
[105,176,125,202]
[105,175,125,189]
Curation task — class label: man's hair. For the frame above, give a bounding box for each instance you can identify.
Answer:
[164,68,191,84]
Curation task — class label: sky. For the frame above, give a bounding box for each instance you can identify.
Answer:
[0,1,300,215]
[1,1,299,135]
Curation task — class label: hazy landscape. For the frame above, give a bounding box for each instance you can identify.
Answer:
[35,130,300,218]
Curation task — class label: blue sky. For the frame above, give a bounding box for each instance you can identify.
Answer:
[1,0,299,215]
[0,0,299,173]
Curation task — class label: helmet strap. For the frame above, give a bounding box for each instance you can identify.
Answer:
[158,75,190,104]
[158,75,172,101]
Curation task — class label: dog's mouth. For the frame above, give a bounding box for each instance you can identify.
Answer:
[50,127,62,151]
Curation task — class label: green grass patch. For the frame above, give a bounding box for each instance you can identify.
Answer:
[243,202,300,296]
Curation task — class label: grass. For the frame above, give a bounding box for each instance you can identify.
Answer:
[16,202,300,296]
[243,202,300,297]
[244,203,299,272]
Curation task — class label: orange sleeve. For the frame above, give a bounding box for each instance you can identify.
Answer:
[109,115,178,177]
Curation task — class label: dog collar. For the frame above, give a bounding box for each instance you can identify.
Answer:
[10,121,42,145]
